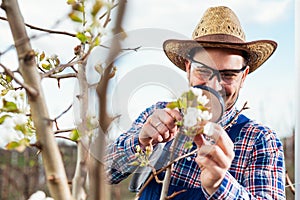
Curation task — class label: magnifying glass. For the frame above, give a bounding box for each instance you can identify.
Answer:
[192,85,225,123]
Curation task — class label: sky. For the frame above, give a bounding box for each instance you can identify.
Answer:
[0,0,296,139]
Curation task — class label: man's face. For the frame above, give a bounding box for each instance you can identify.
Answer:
[186,48,249,110]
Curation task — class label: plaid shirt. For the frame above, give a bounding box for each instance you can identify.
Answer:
[105,102,286,199]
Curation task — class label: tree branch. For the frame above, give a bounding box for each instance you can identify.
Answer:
[0,63,38,96]
[0,16,77,37]
[89,1,127,200]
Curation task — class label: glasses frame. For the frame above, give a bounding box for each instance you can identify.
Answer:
[190,59,247,84]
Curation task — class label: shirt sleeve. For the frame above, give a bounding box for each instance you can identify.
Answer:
[105,102,167,184]
[203,127,286,199]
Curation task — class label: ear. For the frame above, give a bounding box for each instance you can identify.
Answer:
[240,66,249,88]
[185,60,191,78]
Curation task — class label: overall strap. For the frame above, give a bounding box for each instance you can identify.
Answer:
[227,114,250,142]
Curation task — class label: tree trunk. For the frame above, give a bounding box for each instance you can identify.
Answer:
[1,0,72,199]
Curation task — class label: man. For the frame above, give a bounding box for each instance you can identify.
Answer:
[105,6,285,199]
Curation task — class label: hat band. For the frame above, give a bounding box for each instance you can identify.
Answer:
[195,34,245,43]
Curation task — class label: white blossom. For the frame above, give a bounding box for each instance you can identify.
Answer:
[197,94,209,106]
[0,112,32,149]
[203,122,213,136]
[12,113,28,125]
[0,116,23,148]
[0,98,3,108]
[2,90,19,102]
[28,191,54,200]
[190,87,210,106]
[190,87,203,97]
[200,110,212,121]
[184,107,200,127]
[1,89,29,113]
[89,116,99,129]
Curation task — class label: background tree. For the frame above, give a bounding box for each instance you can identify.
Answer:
[0,0,126,199]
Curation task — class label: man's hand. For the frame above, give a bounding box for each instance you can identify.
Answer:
[139,108,182,149]
[194,122,235,195]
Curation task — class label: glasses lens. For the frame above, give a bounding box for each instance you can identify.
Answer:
[192,63,214,82]
[191,62,245,85]
[220,71,242,84]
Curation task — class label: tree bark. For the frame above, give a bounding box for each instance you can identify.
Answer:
[1,0,72,199]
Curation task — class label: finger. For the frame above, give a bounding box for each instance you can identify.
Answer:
[194,154,224,179]
[198,145,233,168]
[165,108,182,122]
[194,134,204,148]
[151,109,177,131]
[203,122,234,156]
[140,122,163,144]
[148,115,171,139]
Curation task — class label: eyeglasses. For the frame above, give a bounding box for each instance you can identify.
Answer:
[190,60,247,85]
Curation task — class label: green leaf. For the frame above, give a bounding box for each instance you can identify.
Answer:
[129,161,140,166]
[186,90,196,101]
[0,114,11,124]
[53,57,60,67]
[5,75,12,83]
[197,104,207,111]
[1,89,8,96]
[67,0,76,5]
[6,141,20,150]
[175,120,183,126]
[29,160,36,167]
[92,36,100,47]
[166,101,179,109]
[39,51,45,61]
[6,138,29,152]
[73,4,84,12]
[76,32,88,43]
[70,129,80,141]
[14,124,25,132]
[184,141,193,149]
[2,100,19,112]
[68,12,83,23]
[41,62,51,70]
[91,0,103,16]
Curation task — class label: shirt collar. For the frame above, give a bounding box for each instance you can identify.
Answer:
[218,106,238,127]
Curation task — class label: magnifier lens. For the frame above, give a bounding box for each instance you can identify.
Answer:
[192,85,225,123]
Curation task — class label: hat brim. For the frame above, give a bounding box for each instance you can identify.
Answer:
[163,39,277,73]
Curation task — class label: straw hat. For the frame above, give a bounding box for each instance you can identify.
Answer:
[163,6,277,73]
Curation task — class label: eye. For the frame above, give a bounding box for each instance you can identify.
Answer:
[195,68,212,79]
[222,72,238,77]
[198,68,211,75]
[220,72,239,82]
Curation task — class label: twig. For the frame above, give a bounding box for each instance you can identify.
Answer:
[54,128,76,134]
[159,131,183,200]
[223,101,249,130]
[89,0,127,199]
[149,165,163,184]
[55,135,78,143]
[99,3,119,20]
[45,73,77,79]
[165,189,187,200]
[136,148,198,198]
[0,63,38,97]
[41,59,78,78]
[54,104,73,121]
[0,16,77,37]
[286,171,295,194]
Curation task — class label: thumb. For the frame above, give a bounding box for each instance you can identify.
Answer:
[193,134,204,148]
